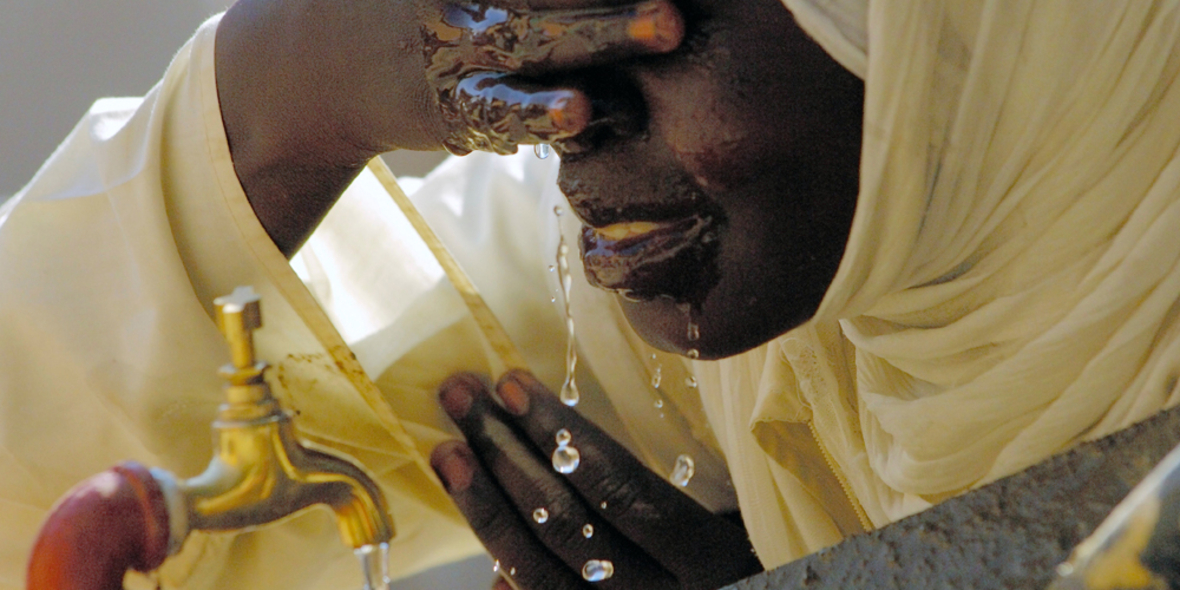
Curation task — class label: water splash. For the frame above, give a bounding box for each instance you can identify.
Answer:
[533,508,550,523]
[670,455,696,487]
[556,226,580,406]
[582,560,615,582]
[355,543,390,590]
[534,143,552,159]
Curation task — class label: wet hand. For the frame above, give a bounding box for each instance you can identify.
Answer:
[215,0,684,255]
[431,370,763,590]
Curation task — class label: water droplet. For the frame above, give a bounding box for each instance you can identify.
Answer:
[1056,563,1075,577]
[555,429,572,446]
[600,501,608,509]
[510,567,517,576]
[582,524,594,538]
[492,560,502,573]
[553,205,563,216]
[687,322,700,341]
[650,365,663,388]
[552,445,581,474]
[687,349,700,359]
[685,376,698,388]
[670,454,696,487]
[548,265,556,272]
[533,508,549,524]
[582,560,615,582]
[650,353,657,360]
[534,143,552,159]
[556,232,580,406]
[654,399,664,409]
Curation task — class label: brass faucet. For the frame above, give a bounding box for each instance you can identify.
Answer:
[170,286,395,550]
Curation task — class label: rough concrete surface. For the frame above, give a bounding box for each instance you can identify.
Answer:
[727,406,1180,590]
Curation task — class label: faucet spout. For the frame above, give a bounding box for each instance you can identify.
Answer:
[177,405,394,548]
[27,287,395,590]
[174,286,394,548]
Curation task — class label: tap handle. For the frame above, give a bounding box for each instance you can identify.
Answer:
[214,286,262,371]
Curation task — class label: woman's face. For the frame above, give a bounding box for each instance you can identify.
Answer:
[557,0,864,358]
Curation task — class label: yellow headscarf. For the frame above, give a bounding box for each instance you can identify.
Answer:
[698,0,1180,568]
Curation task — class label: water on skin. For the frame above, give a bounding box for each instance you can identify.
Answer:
[583,524,595,538]
[533,508,550,524]
[650,364,662,389]
[582,560,616,582]
[553,428,581,473]
[552,444,581,474]
[535,143,552,159]
[556,207,581,406]
[355,543,390,590]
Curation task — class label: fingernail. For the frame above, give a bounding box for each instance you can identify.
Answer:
[629,1,684,52]
[548,92,592,135]
[431,443,473,493]
[439,375,477,418]
[499,376,530,416]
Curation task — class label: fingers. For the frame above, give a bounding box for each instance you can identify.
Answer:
[437,374,677,590]
[495,370,763,590]
[425,0,684,76]
[425,0,683,154]
[431,441,585,590]
[439,72,592,154]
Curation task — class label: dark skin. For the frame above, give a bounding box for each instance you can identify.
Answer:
[215,0,862,587]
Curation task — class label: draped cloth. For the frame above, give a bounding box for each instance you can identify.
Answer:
[697,0,1180,568]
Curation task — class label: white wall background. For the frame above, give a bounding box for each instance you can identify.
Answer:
[2,1,486,586]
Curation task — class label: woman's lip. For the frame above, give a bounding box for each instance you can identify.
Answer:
[581,215,719,300]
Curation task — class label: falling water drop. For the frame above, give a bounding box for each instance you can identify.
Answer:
[687,322,700,342]
[355,543,391,590]
[671,454,696,487]
[555,429,572,447]
[556,235,580,406]
[685,376,698,388]
[582,560,615,582]
[650,365,663,389]
[687,349,700,359]
[552,445,581,474]
[533,508,550,524]
[654,399,664,409]
[534,143,552,159]
[582,524,595,539]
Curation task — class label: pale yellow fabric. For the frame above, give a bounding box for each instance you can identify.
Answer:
[700,0,1180,569]
[0,12,735,590]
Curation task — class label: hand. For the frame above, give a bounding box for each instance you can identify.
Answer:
[430,370,763,590]
[214,0,684,256]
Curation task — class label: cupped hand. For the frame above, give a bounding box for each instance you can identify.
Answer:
[430,370,763,590]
